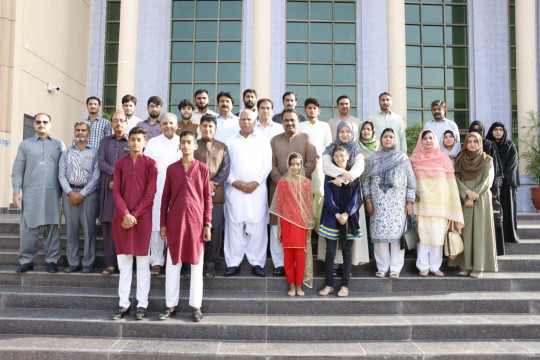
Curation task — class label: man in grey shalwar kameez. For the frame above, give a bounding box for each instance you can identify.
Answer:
[11,113,66,273]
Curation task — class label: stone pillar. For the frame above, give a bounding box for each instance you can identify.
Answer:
[515,0,538,173]
[115,0,139,109]
[252,0,271,98]
[386,0,407,123]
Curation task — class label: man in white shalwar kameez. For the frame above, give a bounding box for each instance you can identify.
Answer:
[143,113,182,275]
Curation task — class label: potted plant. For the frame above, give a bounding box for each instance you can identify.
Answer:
[520,111,540,212]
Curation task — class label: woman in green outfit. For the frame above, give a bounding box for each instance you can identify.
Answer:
[451,132,498,278]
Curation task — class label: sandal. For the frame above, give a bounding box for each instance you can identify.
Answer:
[150,265,162,276]
[204,268,215,279]
[102,266,115,275]
[418,270,429,277]
[389,271,400,278]
[459,270,471,277]
[431,270,444,277]
[273,266,285,276]
[337,287,349,297]
[375,271,386,278]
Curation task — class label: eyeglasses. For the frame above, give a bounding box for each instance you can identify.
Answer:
[35,120,49,125]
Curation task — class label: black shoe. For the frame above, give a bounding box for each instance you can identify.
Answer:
[112,307,130,320]
[272,266,285,277]
[224,266,240,277]
[181,266,191,279]
[64,265,81,273]
[158,307,177,320]
[15,263,34,273]
[192,308,203,322]
[46,262,58,273]
[135,307,147,320]
[82,266,93,273]
[252,265,266,277]
[203,267,215,279]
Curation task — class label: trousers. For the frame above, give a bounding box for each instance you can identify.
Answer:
[373,242,404,273]
[284,248,305,286]
[270,225,284,267]
[149,231,165,266]
[416,243,443,272]
[117,254,150,309]
[19,217,61,265]
[165,248,204,308]
[101,222,117,268]
[324,239,353,287]
[63,190,97,267]
[224,218,267,267]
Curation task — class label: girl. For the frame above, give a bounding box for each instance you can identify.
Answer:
[270,153,314,296]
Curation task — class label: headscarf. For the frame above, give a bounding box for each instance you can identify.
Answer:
[357,120,379,156]
[454,132,492,181]
[410,130,455,178]
[441,129,461,160]
[486,122,520,187]
[469,120,503,185]
[323,121,361,168]
[362,128,409,193]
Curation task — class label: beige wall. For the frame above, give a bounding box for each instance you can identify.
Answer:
[0,0,92,209]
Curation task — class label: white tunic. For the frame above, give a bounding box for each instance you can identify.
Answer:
[298,120,332,195]
[254,120,284,143]
[126,115,144,135]
[215,114,240,143]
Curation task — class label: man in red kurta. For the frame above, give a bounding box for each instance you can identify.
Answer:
[159,131,212,322]
[111,127,158,321]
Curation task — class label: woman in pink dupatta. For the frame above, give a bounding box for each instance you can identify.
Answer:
[410,130,464,277]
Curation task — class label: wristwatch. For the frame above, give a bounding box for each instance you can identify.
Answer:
[204,223,212,228]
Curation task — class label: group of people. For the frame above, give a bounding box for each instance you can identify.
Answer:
[11,88,520,322]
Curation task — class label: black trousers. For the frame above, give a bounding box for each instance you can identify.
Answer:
[204,203,224,268]
[324,238,353,287]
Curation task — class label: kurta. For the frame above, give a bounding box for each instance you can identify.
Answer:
[194,138,230,203]
[161,160,213,265]
[328,115,361,142]
[144,134,182,231]
[298,120,332,196]
[362,161,417,243]
[269,132,318,225]
[112,154,158,255]
[451,162,498,272]
[98,134,130,222]
[11,135,65,228]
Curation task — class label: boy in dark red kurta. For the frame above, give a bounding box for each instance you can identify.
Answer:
[111,127,158,321]
[159,131,212,322]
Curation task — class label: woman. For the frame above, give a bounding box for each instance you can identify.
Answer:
[357,120,379,162]
[441,129,461,164]
[486,122,520,244]
[410,130,464,277]
[451,132,498,278]
[362,128,417,278]
[320,121,369,269]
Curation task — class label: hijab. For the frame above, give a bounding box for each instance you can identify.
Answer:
[454,132,492,181]
[323,121,361,168]
[410,130,455,178]
[486,122,520,187]
[469,120,503,180]
[357,121,379,155]
[441,129,461,160]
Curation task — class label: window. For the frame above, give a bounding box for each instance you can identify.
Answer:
[286,1,357,120]
[405,0,469,130]
[170,0,243,115]
[102,1,121,115]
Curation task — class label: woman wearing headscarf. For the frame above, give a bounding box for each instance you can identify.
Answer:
[357,120,379,163]
[363,128,418,278]
[486,122,520,244]
[450,132,498,278]
[319,121,369,269]
[410,130,464,277]
[441,129,461,164]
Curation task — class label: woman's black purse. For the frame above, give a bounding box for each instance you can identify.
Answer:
[400,215,419,251]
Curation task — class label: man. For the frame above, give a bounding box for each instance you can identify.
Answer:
[424,100,460,147]
[136,96,163,140]
[328,95,361,141]
[159,131,212,322]
[144,113,182,276]
[224,110,272,277]
[111,127,158,321]
[367,92,407,153]
[254,98,284,142]
[269,109,317,276]
[191,89,217,124]
[123,95,143,134]
[12,113,65,273]
[272,92,307,124]
[214,91,239,143]
[176,99,199,137]
[194,114,230,278]
[85,96,113,148]
[235,89,258,116]
[59,121,101,273]
[98,111,130,275]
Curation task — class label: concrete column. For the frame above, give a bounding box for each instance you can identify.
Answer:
[386,0,407,124]
[252,0,271,98]
[515,0,538,173]
[115,0,139,109]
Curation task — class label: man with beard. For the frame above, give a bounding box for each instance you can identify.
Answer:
[12,113,66,273]
[214,91,239,143]
[192,89,217,124]
[235,89,258,116]
[136,96,163,140]
[253,98,283,141]
[85,96,113,148]
[272,92,307,124]
[424,100,460,148]
[269,109,317,276]
[367,92,407,153]
[176,99,199,137]
[328,95,361,141]
[59,121,101,273]
[123,94,143,134]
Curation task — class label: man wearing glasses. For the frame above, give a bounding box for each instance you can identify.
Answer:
[136,96,163,140]
[11,113,66,273]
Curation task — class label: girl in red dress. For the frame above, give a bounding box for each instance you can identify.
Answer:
[270,153,314,296]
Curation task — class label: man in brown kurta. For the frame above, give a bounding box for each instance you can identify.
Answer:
[175,99,199,137]
[269,108,317,275]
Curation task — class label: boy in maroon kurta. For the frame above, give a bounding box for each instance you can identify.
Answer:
[111,127,158,321]
[159,131,212,322]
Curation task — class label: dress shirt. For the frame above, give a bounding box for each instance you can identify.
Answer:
[136,118,162,140]
[328,114,361,141]
[366,110,407,153]
[86,116,113,149]
[191,108,217,124]
[215,113,240,143]
[272,111,306,124]
[254,120,284,142]
[59,144,100,197]
[298,120,333,195]
[126,115,144,134]
[424,117,460,147]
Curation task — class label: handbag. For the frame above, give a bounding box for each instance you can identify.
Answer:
[400,215,419,251]
[492,197,503,228]
[444,221,464,259]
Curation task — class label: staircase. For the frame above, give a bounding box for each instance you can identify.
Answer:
[0,212,539,359]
